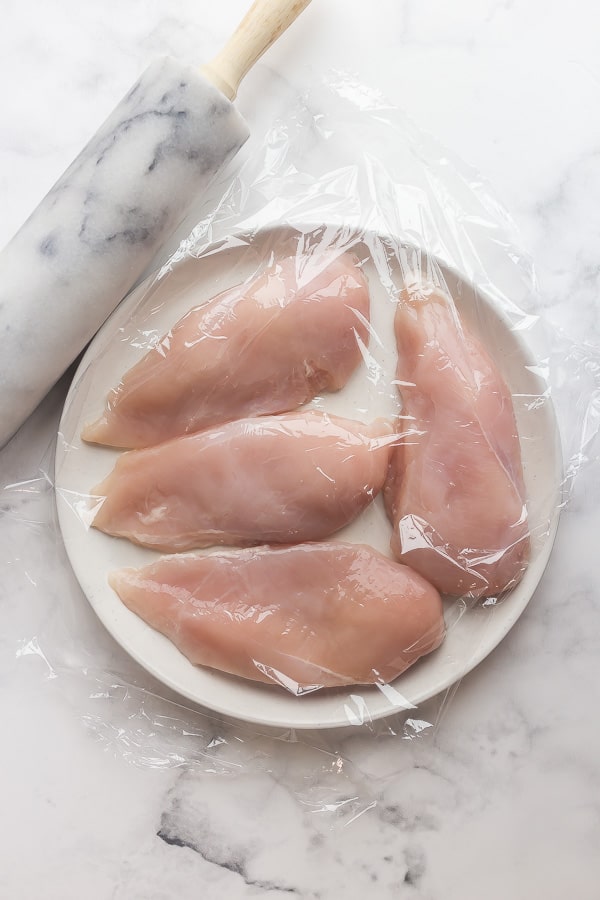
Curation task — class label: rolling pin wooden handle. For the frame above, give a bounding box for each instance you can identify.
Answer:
[202,0,312,100]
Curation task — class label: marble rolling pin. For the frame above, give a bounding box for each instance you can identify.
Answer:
[0,0,312,449]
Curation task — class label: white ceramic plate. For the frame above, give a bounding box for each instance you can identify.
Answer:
[55,225,563,729]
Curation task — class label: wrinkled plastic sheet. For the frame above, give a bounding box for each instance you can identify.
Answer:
[4,75,599,803]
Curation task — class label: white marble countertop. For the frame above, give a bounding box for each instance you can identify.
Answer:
[2,2,600,897]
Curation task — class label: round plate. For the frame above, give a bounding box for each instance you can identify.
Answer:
[55,224,563,729]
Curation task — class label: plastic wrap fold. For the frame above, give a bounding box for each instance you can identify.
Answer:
[3,75,599,798]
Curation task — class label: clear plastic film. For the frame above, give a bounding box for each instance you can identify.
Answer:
[4,75,600,800]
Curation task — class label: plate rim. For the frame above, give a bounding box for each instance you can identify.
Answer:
[54,221,564,729]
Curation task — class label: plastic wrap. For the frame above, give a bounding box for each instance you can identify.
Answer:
[4,75,600,793]
[0,58,249,448]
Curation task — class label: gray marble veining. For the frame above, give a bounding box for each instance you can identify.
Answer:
[2,1,600,898]
[0,56,248,448]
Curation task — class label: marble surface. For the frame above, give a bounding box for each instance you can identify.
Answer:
[0,56,247,446]
[2,1,600,897]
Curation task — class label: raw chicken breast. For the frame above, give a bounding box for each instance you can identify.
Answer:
[92,411,393,552]
[109,542,445,692]
[82,251,370,449]
[384,284,530,598]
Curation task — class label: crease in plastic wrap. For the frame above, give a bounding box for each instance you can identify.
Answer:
[4,74,600,803]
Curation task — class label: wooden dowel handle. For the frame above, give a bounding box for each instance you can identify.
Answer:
[202,0,312,100]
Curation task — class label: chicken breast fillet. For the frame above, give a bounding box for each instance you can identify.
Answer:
[82,252,370,449]
[92,411,393,552]
[384,284,530,598]
[109,542,445,692]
